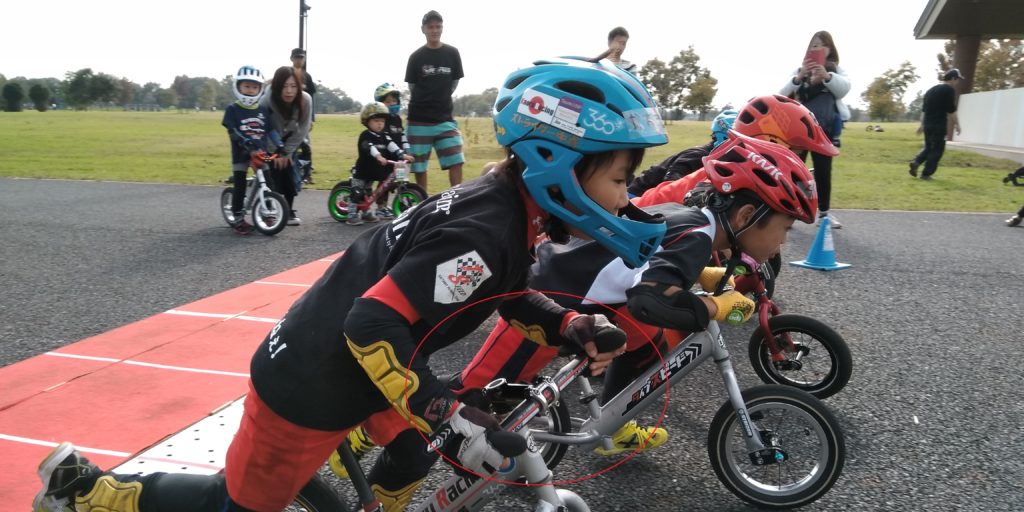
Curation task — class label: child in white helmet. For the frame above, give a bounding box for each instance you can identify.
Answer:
[221,65,278,234]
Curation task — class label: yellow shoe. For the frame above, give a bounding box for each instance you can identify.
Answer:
[592,421,668,456]
[328,426,377,479]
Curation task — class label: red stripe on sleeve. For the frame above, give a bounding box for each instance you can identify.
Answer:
[363,275,421,324]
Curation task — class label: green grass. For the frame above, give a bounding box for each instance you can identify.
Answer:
[2,111,1020,212]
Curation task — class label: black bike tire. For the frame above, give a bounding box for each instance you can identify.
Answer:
[220,187,237,227]
[390,184,427,216]
[707,385,845,509]
[291,474,348,511]
[747,314,852,399]
[327,181,353,223]
[253,191,288,236]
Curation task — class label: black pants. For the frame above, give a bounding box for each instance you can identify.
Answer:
[913,125,947,177]
[231,170,247,215]
[269,164,298,213]
[798,151,834,212]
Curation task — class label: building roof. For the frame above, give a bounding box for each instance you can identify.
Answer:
[914,0,1024,39]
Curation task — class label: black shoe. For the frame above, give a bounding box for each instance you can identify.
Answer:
[920,175,933,181]
[33,442,102,511]
[908,161,919,177]
[224,175,234,184]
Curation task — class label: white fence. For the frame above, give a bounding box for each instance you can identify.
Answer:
[957,87,1024,149]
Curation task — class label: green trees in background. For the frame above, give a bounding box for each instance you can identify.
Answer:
[939,39,1023,91]
[3,82,25,112]
[862,62,919,121]
[638,46,717,120]
[29,84,50,111]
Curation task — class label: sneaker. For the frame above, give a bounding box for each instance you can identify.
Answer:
[376,208,395,219]
[224,175,234,184]
[1007,215,1022,227]
[817,212,842,229]
[920,175,934,181]
[346,215,364,226]
[592,420,668,456]
[908,161,919,177]
[287,211,302,226]
[328,427,377,479]
[232,220,254,235]
[32,442,102,512]
[361,210,380,223]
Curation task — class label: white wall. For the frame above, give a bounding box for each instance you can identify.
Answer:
[956,87,1024,148]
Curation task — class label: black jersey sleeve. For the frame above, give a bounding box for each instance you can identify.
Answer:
[640,205,714,289]
[497,289,574,347]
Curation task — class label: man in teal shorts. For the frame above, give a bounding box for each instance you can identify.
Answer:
[405,10,465,193]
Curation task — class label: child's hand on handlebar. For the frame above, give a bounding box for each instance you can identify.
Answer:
[376,156,388,166]
[707,291,755,325]
[698,266,735,293]
[562,313,627,375]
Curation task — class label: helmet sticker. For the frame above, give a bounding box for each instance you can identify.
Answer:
[551,97,585,136]
[434,250,493,304]
[623,107,666,137]
[517,88,558,124]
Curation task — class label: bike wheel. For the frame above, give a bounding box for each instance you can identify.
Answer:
[747,314,852,399]
[327,181,353,222]
[491,393,571,471]
[390,184,427,216]
[220,187,238,227]
[253,191,288,236]
[708,385,844,509]
[286,474,348,511]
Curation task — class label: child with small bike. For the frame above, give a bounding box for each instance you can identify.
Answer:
[221,65,279,235]
[346,102,416,226]
[33,57,667,512]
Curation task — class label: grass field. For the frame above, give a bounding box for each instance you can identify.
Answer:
[1,110,1020,212]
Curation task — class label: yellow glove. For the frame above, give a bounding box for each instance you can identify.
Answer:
[709,291,756,325]
[698,266,735,293]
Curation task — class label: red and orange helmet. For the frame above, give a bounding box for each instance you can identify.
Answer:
[733,95,838,157]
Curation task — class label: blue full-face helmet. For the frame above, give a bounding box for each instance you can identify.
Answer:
[493,57,668,268]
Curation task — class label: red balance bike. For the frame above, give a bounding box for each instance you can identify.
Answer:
[327,161,427,223]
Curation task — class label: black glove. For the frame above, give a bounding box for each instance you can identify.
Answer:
[563,313,627,354]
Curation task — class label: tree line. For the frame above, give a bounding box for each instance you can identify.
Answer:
[5,39,1020,121]
[0,69,363,113]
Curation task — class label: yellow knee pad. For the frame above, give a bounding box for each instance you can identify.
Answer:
[371,479,423,512]
[74,475,141,512]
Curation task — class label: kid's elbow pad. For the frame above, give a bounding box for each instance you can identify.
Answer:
[625,283,710,332]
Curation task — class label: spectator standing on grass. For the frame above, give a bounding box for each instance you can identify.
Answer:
[780,30,850,229]
[405,10,465,194]
[291,47,317,184]
[908,69,963,181]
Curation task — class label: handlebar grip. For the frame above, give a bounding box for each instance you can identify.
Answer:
[486,430,527,458]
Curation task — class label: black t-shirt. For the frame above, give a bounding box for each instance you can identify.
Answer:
[250,173,541,430]
[530,203,714,312]
[405,44,464,123]
[627,143,712,197]
[385,113,406,145]
[922,83,957,128]
[221,103,275,164]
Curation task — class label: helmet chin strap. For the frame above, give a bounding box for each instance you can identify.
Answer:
[711,201,772,295]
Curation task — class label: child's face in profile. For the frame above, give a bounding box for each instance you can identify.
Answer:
[367,117,386,132]
[381,95,399,107]
[238,81,262,97]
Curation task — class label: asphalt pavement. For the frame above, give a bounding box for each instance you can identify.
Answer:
[2,177,1021,511]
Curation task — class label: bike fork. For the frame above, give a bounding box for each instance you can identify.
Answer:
[708,322,767,454]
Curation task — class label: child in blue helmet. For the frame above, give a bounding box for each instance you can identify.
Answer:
[221,65,279,235]
[33,58,668,512]
[627,109,737,198]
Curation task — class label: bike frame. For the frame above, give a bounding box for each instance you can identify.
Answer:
[352,163,407,213]
[242,164,274,214]
[403,320,771,512]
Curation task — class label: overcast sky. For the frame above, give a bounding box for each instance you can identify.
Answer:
[4,0,951,110]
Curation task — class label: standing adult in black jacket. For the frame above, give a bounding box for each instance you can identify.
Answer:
[909,68,963,180]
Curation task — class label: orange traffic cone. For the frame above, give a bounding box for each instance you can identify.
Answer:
[789,216,851,271]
